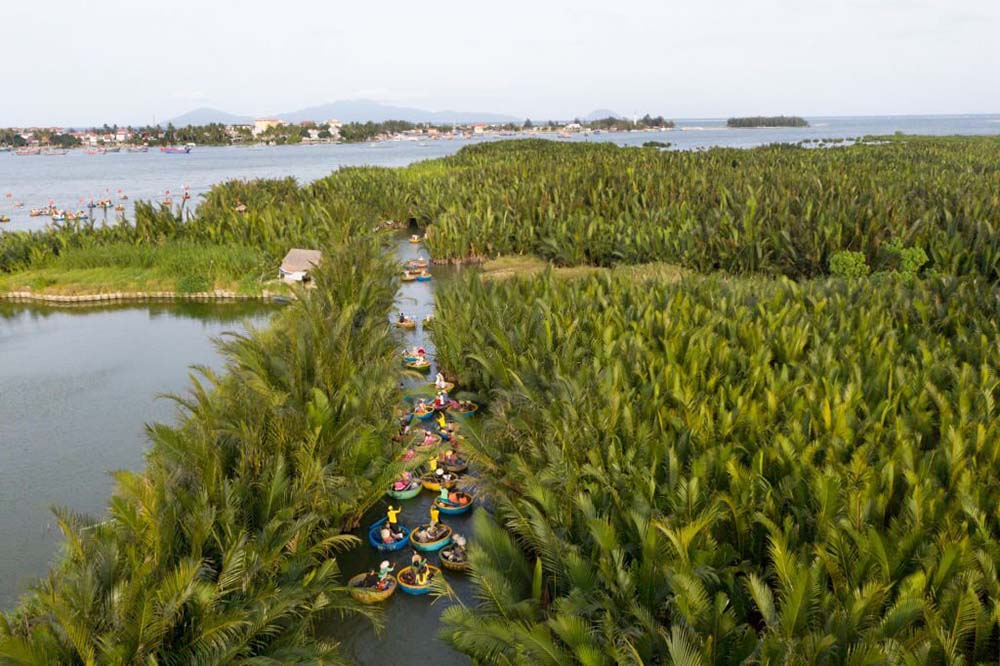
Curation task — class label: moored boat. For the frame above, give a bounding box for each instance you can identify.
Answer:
[453,402,480,417]
[434,491,475,515]
[395,564,441,595]
[348,573,397,604]
[367,517,410,552]
[160,146,192,154]
[409,523,453,552]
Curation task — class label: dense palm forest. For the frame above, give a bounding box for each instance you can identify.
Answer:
[727,116,809,128]
[6,136,1000,663]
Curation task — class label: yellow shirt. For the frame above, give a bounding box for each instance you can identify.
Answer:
[430,506,440,524]
[386,506,401,524]
[428,458,437,471]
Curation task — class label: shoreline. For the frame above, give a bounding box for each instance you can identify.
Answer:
[1,289,282,305]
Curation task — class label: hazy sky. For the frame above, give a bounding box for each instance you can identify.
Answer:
[3,0,997,126]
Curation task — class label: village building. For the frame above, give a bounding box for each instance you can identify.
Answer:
[279,248,322,284]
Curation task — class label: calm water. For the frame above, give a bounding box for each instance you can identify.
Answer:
[0,302,275,606]
[2,114,998,230]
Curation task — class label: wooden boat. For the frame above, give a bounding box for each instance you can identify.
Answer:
[439,544,471,572]
[396,318,417,330]
[435,491,475,515]
[348,572,397,603]
[367,517,410,552]
[395,564,441,595]
[453,403,480,417]
[406,359,431,371]
[410,524,453,552]
[414,406,436,421]
[420,472,457,492]
[414,432,442,449]
[387,481,422,500]
[415,271,432,282]
[409,235,423,244]
[442,459,469,475]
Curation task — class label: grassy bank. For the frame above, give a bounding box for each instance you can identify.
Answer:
[0,241,272,295]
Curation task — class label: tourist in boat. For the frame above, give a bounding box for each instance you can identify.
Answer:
[449,489,469,505]
[438,483,452,503]
[423,430,437,447]
[435,372,448,389]
[442,535,467,563]
[429,503,440,527]
[380,526,396,544]
[402,447,416,461]
[440,449,459,467]
[393,471,414,491]
[436,412,447,430]
[398,312,406,324]
[362,569,380,587]
[386,505,402,528]
[411,551,427,577]
[434,467,458,485]
[378,560,394,588]
[434,391,449,409]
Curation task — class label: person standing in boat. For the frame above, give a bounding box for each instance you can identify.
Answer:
[429,503,441,527]
[378,560,394,589]
[435,372,448,390]
[386,505,403,540]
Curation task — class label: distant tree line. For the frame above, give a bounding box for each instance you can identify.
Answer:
[586,114,675,130]
[727,116,809,128]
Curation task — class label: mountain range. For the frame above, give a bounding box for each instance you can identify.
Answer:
[166,100,523,127]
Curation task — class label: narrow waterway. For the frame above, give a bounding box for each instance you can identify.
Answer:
[321,237,476,664]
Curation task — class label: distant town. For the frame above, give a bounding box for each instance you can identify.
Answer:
[0,115,676,151]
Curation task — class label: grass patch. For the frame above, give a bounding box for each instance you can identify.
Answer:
[480,255,686,283]
[0,241,274,295]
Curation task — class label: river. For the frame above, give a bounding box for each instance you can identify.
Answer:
[2,114,998,231]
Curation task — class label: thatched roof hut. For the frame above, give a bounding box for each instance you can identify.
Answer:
[279,248,322,282]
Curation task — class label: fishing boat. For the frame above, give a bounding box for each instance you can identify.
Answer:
[442,458,469,475]
[367,517,411,552]
[29,208,46,217]
[14,148,40,156]
[0,216,9,223]
[114,204,125,212]
[395,564,441,595]
[127,146,148,153]
[160,145,192,154]
[43,149,68,156]
[434,491,475,515]
[348,572,397,604]
[406,358,432,371]
[420,472,457,492]
[409,524,453,552]
[387,480,422,500]
[414,270,432,282]
[85,148,106,155]
[439,543,470,572]
[453,402,480,417]
[409,234,423,244]
[395,317,417,329]
[105,147,121,153]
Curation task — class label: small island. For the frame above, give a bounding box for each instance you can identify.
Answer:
[727,115,809,128]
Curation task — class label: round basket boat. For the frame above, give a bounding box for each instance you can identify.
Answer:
[415,272,432,282]
[452,403,479,418]
[421,472,457,492]
[434,491,475,515]
[442,459,469,474]
[409,235,423,244]
[414,408,436,422]
[410,524,453,552]
[439,544,471,572]
[422,315,435,328]
[396,319,417,330]
[429,381,455,393]
[348,573,398,603]
[368,517,410,552]
[407,359,431,371]
[401,272,417,282]
[396,564,441,595]
[414,432,443,449]
[387,481,422,500]
[406,259,429,270]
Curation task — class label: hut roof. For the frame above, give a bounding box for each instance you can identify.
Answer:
[280,248,322,274]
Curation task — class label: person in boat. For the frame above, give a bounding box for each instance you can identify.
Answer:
[402,447,416,461]
[434,467,457,485]
[423,430,437,447]
[393,471,414,491]
[443,535,467,562]
[429,504,441,527]
[398,312,407,324]
[435,372,448,390]
[436,412,447,430]
[438,483,452,504]
[386,505,402,529]
[449,489,469,505]
[362,569,380,587]
[378,560,394,588]
[434,391,449,409]
[380,526,397,544]
[440,449,459,467]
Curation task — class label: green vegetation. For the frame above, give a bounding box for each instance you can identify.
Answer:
[587,114,675,130]
[727,116,809,128]
[433,268,1000,664]
[0,238,408,662]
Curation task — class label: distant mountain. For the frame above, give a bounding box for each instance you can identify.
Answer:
[278,99,519,124]
[166,107,254,127]
[584,109,624,121]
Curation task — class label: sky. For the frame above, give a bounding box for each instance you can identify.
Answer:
[3,0,998,126]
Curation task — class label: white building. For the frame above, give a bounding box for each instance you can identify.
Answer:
[253,118,286,136]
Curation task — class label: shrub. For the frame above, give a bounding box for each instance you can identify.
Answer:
[829,250,869,278]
